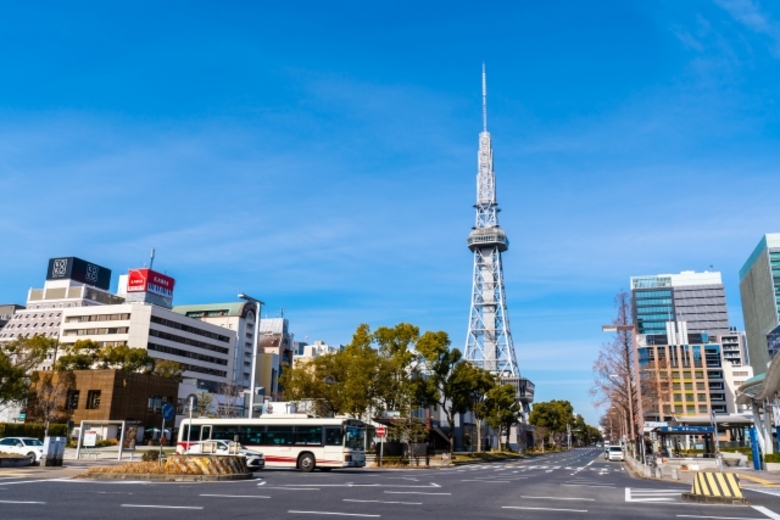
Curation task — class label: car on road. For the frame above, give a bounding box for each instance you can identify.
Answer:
[0,437,44,464]
[606,445,625,461]
[185,439,265,471]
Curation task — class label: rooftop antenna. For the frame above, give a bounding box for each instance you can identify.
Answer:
[482,62,488,132]
[149,248,156,271]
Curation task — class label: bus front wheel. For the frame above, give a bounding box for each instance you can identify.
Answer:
[299,453,316,473]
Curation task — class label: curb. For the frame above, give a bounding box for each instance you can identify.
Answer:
[0,458,33,468]
[682,492,749,505]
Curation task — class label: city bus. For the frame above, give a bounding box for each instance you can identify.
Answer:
[176,415,366,472]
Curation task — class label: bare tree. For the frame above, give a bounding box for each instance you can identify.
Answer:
[28,370,76,436]
[218,381,243,418]
[591,291,639,442]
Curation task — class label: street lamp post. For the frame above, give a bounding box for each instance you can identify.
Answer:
[603,323,645,465]
[239,293,264,419]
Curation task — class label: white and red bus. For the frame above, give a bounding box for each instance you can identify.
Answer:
[177,415,366,472]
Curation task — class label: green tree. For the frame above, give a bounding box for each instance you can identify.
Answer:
[53,339,101,370]
[470,370,497,452]
[483,383,522,451]
[55,341,155,373]
[153,359,185,382]
[416,331,486,454]
[280,326,384,420]
[0,335,59,408]
[97,345,155,373]
[529,400,575,448]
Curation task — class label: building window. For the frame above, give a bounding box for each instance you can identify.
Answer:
[67,390,80,410]
[147,395,168,411]
[86,390,101,409]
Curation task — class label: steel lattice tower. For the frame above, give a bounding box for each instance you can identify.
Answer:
[464,66,533,405]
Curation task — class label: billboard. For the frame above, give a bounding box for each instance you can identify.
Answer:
[126,268,175,298]
[46,257,112,291]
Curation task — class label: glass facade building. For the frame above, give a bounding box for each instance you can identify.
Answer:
[631,271,730,336]
[739,233,780,374]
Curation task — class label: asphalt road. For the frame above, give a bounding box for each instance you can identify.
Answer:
[2,447,780,519]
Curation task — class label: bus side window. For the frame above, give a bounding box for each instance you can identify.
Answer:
[325,428,343,446]
[183,425,201,441]
[239,426,264,445]
[267,426,294,445]
[200,426,212,441]
[295,426,322,446]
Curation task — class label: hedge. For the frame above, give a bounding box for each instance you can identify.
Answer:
[0,423,68,439]
[764,452,780,463]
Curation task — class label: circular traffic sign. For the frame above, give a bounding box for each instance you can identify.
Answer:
[376,426,387,438]
[162,403,175,421]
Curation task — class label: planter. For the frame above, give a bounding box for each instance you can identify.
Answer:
[765,462,780,472]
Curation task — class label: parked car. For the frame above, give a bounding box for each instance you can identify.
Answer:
[185,440,265,471]
[0,437,44,464]
[607,445,625,462]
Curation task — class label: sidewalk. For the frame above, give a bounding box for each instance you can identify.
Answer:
[625,455,780,488]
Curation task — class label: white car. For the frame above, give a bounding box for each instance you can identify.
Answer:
[607,445,625,461]
[185,440,265,471]
[0,437,44,464]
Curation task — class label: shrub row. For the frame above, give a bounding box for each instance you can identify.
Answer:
[0,423,68,439]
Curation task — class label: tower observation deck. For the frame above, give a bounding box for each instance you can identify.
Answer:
[464,66,534,406]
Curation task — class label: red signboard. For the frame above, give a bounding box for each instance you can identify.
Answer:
[376,426,387,438]
[126,268,175,298]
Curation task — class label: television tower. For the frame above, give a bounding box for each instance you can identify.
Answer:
[464,65,533,405]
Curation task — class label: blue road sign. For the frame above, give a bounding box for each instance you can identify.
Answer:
[162,403,175,421]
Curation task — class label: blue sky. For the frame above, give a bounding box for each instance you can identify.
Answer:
[1,1,779,424]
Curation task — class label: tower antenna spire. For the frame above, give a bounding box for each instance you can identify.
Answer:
[482,62,487,132]
[465,64,534,415]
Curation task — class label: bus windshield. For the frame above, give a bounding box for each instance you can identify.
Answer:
[345,426,365,450]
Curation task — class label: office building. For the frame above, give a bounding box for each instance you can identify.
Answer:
[739,233,780,373]
[259,318,294,367]
[295,340,341,361]
[0,257,123,345]
[59,303,236,391]
[638,322,748,421]
[0,304,24,330]
[172,302,271,391]
[631,271,730,336]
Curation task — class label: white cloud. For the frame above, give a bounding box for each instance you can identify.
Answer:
[715,0,780,54]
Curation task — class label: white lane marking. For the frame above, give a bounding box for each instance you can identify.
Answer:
[199,494,270,499]
[503,506,587,513]
[0,500,46,504]
[344,499,421,505]
[461,480,510,483]
[562,484,615,488]
[752,506,780,520]
[258,481,267,486]
[121,504,204,510]
[384,491,451,496]
[626,487,681,502]
[677,515,763,520]
[289,511,380,518]
[521,496,595,502]
[263,487,320,491]
[0,478,66,485]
